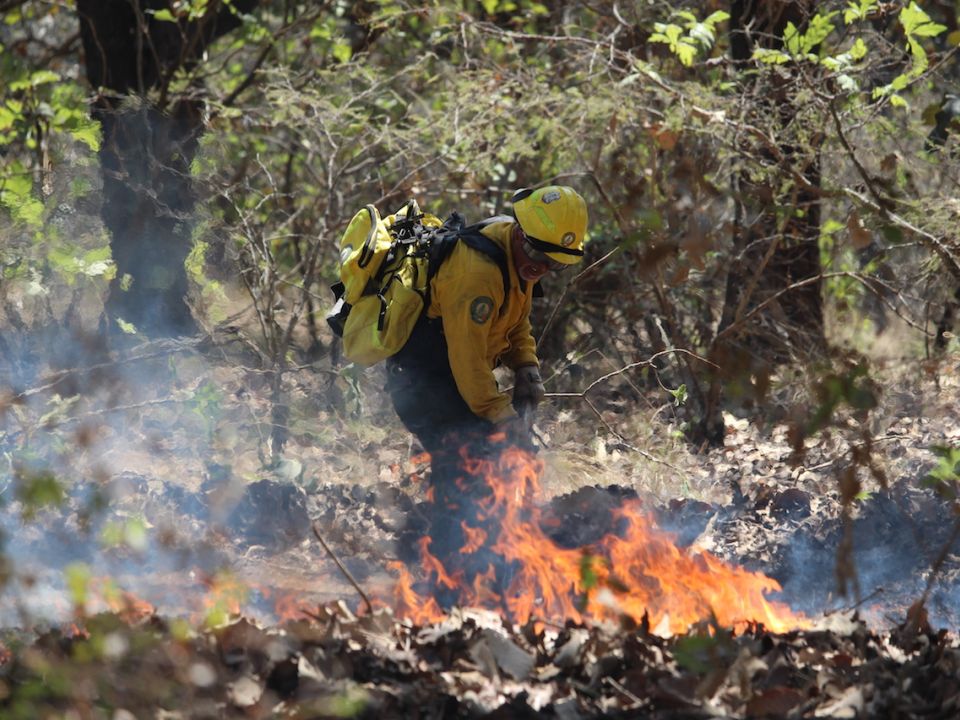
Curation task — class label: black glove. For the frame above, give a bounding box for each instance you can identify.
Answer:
[512,365,545,417]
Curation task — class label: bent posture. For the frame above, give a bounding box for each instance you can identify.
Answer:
[386,185,588,457]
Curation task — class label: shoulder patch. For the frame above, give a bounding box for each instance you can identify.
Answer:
[470,296,494,324]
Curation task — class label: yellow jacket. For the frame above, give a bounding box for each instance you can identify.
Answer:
[426,218,538,422]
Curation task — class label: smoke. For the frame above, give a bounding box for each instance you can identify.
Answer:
[773,488,960,629]
[0,318,310,626]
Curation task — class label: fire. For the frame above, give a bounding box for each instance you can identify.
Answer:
[104,589,156,624]
[272,592,315,623]
[459,522,487,555]
[394,443,808,634]
[197,571,247,625]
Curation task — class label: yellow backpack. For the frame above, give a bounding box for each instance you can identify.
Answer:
[327,199,510,366]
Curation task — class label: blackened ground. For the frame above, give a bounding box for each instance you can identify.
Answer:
[2,452,957,630]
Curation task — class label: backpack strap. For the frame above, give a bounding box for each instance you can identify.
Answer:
[427,215,512,315]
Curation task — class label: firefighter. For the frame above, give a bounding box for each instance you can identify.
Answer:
[386,186,587,579]
[385,185,588,457]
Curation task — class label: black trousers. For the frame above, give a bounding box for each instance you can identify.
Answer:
[386,316,500,582]
[385,316,495,456]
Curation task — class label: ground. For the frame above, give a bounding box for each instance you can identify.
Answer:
[0,333,959,717]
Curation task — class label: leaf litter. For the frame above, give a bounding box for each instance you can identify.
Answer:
[2,352,960,717]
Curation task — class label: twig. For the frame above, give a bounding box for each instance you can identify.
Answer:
[538,246,620,347]
[12,336,206,401]
[919,514,960,608]
[604,676,648,709]
[312,521,374,615]
[844,188,960,285]
[824,586,884,617]
[714,270,931,343]
[222,39,274,107]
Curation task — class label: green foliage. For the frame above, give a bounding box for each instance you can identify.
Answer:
[14,467,65,520]
[99,517,149,552]
[0,68,99,155]
[0,160,43,227]
[649,10,729,67]
[0,3,957,678]
[844,0,878,25]
[923,446,960,500]
[579,551,599,591]
[872,2,946,106]
[669,384,688,407]
[672,618,735,674]
[784,13,838,56]
[65,562,92,609]
[190,381,224,441]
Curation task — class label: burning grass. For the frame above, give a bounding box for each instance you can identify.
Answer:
[389,440,808,635]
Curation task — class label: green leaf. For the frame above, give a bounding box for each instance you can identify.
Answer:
[880,224,904,244]
[116,318,138,334]
[675,41,697,67]
[688,22,716,48]
[16,469,65,519]
[152,8,177,22]
[0,105,17,133]
[670,384,688,406]
[844,0,877,25]
[579,552,599,591]
[900,2,946,38]
[124,518,149,551]
[0,190,43,227]
[906,37,928,75]
[309,20,332,39]
[801,12,837,52]
[837,74,859,92]
[849,37,868,61]
[29,69,60,86]
[332,42,352,63]
[69,120,101,151]
[822,219,846,235]
[66,563,92,608]
[784,21,802,55]
[704,10,730,26]
[754,48,791,64]
[674,633,719,673]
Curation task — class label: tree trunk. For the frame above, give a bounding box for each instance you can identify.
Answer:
[697,0,825,444]
[76,0,258,338]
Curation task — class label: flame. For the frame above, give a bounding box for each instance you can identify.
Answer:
[105,589,156,624]
[66,623,90,639]
[391,560,443,624]
[460,522,487,555]
[393,443,808,634]
[273,592,315,623]
[198,571,247,623]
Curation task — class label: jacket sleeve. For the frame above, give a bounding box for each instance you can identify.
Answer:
[436,271,516,423]
[502,308,539,370]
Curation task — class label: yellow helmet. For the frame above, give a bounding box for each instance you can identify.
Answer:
[511,185,588,265]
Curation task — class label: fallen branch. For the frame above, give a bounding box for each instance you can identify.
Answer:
[312,521,374,615]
